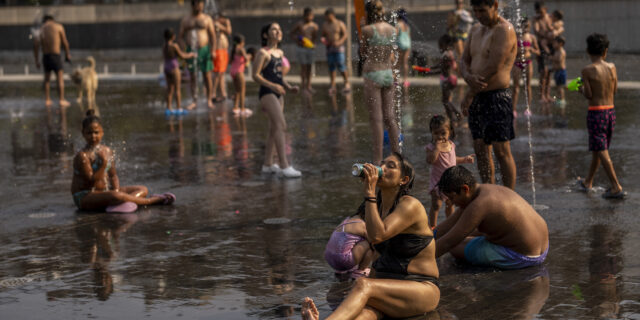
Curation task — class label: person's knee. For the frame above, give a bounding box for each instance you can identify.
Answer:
[353,277,373,296]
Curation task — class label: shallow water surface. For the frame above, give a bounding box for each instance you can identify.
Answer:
[0,82,639,319]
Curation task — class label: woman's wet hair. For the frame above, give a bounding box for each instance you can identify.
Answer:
[437,165,476,194]
[82,109,101,131]
[354,152,415,219]
[164,28,174,41]
[365,0,384,24]
[260,23,280,47]
[430,114,455,140]
[587,33,609,56]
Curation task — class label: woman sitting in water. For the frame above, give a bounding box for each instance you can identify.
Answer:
[71,110,175,211]
[303,153,440,319]
[360,0,401,164]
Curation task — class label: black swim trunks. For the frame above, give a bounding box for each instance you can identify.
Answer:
[468,88,515,144]
[43,54,63,73]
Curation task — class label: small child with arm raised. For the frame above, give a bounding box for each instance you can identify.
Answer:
[426,115,474,228]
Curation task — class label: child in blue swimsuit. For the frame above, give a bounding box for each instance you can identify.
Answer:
[71,110,176,211]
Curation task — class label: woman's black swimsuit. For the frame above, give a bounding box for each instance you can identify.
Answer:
[259,55,285,99]
[373,233,439,287]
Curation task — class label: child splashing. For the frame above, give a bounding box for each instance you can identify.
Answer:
[324,204,375,280]
[229,34,255,116]
[425,115,474,228]
[71,110,176,211]
[163,28,195,115]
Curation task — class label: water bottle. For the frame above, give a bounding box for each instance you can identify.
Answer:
[352,163,383,178]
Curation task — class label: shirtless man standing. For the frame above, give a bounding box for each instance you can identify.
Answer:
[434,166,549,270]
[33,15,71,108]
[179,0,217,110]
[290,7,319,93]
[460,0,517,189]
[321,8,350,94]
[212,11,231,102]
[533,1,553,102]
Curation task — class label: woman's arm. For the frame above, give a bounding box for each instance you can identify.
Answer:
[251,49,280,92]
[530,34,541,57]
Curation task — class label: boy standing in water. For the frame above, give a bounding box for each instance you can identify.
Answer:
[551,36,566,104]
[33,15,71,108]
[290,7,319,93]
[577,33,625,199]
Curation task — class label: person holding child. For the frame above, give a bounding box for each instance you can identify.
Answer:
[71,110,175,211]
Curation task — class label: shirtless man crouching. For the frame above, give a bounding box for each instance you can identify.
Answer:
[460,0,517,189]
[435,166,549,270]
[179,0,217,110]
[33,15,71,108]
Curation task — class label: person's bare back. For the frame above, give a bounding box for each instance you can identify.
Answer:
[40,20,66,55]
[466,16,517,92]
[582,60,617,106]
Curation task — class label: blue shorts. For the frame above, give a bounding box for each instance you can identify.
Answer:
[327,52,346,72]
[464,236,548,270]
[554,69,567,86]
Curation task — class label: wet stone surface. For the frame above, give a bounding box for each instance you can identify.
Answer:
[0,82,639,319]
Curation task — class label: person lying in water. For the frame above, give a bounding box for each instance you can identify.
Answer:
[434,165,549,269]
[71,109,175,211]
[303,153,440,320]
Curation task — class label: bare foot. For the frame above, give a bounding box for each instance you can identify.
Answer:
[302,297,319,320]
[328,87,337,95]
[45,99,53,107]
[185,101,197,110]
[207,100,215,109]
[342,84,351,94]
[59,99,71,108]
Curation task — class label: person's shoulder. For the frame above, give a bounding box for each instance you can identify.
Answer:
[398,195,423,209]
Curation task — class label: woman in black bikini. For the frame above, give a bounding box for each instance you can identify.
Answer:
[252,23,301,178]
[302,152,440,319]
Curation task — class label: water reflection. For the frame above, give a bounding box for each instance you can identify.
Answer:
[587,224,623,318]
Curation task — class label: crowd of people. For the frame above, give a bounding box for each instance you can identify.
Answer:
[27,0,627,318]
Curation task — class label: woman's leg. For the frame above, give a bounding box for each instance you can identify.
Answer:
[261,94,289,168]
[364,79,384,164]
[380,85,400,154]
[310,277,440,320]
[239,73,246,110]
[119,185,148,198]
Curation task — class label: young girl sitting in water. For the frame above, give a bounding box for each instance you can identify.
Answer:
[163,28,195,115]
[426,115,474,228]
[324,204,375,279]
[229,34,255,116]
[71,110,176,212]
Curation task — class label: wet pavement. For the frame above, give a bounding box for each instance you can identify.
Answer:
[0,81,639,319]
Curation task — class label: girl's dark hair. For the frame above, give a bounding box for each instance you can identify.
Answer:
[230,33,245,64]
[430,114,455,140]
[438,34,455,50]
[260,23,280,47]
[366,0,384,25]
[82,109,101,131]
[246,47,257,58]
[164,28,174,41]
[354,152,415,219]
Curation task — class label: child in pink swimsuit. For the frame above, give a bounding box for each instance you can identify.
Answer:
[425,115,474,228]
[324,208,374,279]
[229,34,256,116]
